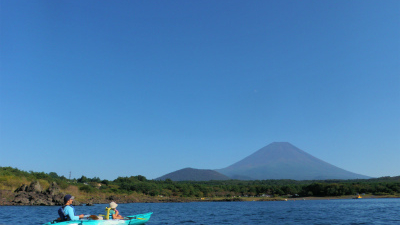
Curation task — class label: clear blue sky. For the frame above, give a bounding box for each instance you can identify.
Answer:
[1,0,399,181]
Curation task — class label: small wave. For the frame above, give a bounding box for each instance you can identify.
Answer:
[179,220,196,223]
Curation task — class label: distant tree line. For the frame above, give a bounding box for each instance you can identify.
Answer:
[1,167,399,198]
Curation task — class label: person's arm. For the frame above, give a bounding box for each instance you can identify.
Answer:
[65,206,81,220]
[115,209,124,219]
[111,210,123,219]
[112,214,123,219]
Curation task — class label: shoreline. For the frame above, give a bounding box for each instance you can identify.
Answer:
[1,180,399,206]
[1,194,399,206]
[211,194,400,202]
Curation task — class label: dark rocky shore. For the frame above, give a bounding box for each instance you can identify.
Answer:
[0,181,66,206]
[0,181,193,206]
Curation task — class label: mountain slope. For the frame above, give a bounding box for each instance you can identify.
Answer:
[215,142,370,180]
[156,168,231,181]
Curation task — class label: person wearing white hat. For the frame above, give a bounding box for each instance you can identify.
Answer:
[109,201,124,219]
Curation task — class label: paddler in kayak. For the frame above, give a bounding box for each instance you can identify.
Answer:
[58,194,85,221]
[109,201,124,219]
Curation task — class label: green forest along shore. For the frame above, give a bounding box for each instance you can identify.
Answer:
[1,167,399,205]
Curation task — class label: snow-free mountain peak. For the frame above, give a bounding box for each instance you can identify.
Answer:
[216,142,370,180]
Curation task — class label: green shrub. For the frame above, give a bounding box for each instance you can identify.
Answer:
[79,185,96,193]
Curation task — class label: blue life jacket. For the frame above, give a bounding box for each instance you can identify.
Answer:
[58,205,75,221]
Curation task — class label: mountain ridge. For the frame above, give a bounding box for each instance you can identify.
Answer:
[156,142,370,181]
[215,142,370,180]
[156,167,231,181]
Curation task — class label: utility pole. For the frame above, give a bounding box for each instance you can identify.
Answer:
[69,171,71,180]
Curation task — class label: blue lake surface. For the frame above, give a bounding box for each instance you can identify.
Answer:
[0,198,399,225]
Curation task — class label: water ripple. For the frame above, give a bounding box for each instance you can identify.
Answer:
[0,199,399,225]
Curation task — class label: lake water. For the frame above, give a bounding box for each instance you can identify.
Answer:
[0,198,399,225]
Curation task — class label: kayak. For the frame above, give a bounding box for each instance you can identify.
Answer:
[43,212,153,225]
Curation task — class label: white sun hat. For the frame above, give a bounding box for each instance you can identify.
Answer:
[109,201,118,209]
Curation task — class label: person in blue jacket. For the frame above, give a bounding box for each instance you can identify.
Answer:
[58,194,84,221]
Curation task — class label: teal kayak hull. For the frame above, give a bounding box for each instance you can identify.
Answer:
[43,212,153,225]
